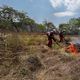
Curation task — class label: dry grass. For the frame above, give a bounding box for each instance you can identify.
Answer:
[0,33,80,80]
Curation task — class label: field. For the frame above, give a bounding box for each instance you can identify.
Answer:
[0,32,80,80]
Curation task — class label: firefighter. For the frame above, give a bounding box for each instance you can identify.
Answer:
[59,31,64,42]
[47,30,56,48]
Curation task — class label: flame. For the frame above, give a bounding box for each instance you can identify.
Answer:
[65,43,78,56]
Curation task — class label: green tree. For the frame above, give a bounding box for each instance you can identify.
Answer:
[69,18,80,35]
[0,5,36,32]
[0,5,47,32]
[59,24,70,34]
[37,24,46,32]
[43,21,56,31]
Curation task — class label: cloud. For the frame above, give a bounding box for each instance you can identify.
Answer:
[64,0,80,11]
[50,0,80,17]
[50,0,80,11]
[50,0,62,8]
[53,11,76,17]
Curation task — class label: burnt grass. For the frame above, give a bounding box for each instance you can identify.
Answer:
[0,33,80,80]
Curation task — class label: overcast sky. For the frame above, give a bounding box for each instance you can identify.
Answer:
[0,0,80,27]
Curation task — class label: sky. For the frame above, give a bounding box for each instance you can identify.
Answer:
[0,0,80,27]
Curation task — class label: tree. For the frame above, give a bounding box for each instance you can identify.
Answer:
[0,5,36,32]
[59,24,70,35]
[43,21,56,31]
[0,6,20,31]
[37,24,46,32]
[0,5,47,32]
[59,18,80,35]
[69,18,80,35]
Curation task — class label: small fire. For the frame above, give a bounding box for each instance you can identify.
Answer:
[65,43,78,55]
